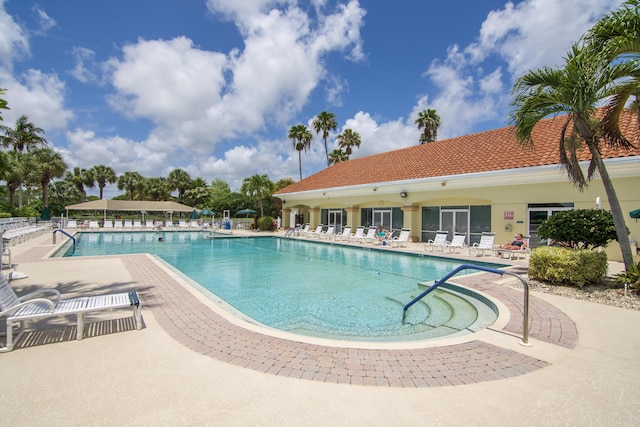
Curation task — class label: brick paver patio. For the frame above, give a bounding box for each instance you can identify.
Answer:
[13,243,577,388]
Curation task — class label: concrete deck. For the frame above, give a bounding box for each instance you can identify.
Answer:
[1,230,639,426]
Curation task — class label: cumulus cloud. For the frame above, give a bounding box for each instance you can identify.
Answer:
[0,0,29,69]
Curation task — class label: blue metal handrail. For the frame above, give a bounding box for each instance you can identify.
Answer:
[53,229,76,254]
[402,263,531,346]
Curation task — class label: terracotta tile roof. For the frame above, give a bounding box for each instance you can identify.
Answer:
[276,110,640,194]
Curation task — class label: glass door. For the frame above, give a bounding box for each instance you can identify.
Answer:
[528,207,572,247]
[373,209,392,231]
[328,209,343,233]
[440,208,469,240]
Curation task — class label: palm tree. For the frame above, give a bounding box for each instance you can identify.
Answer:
[328,149,349,165]
[144,177,169,201]
[288,124,312,180]
[0,88,8,121]
[583,0,640,147]
[241,173,274,217]
[0,115,48,206]
[167,168,192,202]
[117,171,144,201]
[90,165,117,199]
[336,128,361,158]
[0,154,23,207]
[28,147,67,208]
[312,111,337,167]
[510,43,637,269]
[65,167,95,199]
[415,109,441,144]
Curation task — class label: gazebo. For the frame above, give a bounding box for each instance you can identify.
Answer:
[65,200,196,224]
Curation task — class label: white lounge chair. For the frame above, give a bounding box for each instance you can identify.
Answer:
[0,273,142,352]
[145,220,155,229]
[133,220,142,229]
[320,226,335,240]
[88,220,100,229]
[335,226,352,241]
[297,224,310,237]
[179,220,189,229]
[388,228,411,248]
[360,228,377,244]
[113,220,123,229]
[496,235,531,260]
[420,231,449,252]
[123,220,133,229]
[66,220,77,229]
[348,226,365,243]
[308,225,324,238]
[103,220,113,229]
[471,232,495,256]
[446,233,467,254]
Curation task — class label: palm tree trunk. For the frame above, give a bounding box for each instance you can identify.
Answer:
[591,148,634,269]
[298,151,303,181]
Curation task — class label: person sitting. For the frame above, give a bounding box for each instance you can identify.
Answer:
[501,233,526,250]
[376,226,389,241]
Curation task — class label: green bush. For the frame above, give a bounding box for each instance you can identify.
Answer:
[257,215,275,231]
[614,262,640,290]
[537,208,618,249]
[528,246,608,288]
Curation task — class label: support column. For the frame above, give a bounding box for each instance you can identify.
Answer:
[401,205,420,242]
[308,208,320,227]
[345,207,360,228]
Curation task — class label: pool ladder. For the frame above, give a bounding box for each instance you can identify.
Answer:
[402,263,531,346]
[53,229,76,254]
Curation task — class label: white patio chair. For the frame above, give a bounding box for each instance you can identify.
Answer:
[420,231,449,252]
[0,273,142,352]
[471,232,495,256]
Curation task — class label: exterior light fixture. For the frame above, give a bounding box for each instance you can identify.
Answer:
[400,192,407,198]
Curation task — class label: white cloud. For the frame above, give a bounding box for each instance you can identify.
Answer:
[0,69,73,131]
[0,0,29,70]
[32,4,56,35]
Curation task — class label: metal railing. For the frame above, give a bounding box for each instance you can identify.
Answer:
[53,229,76,254]
[402,263,531,346]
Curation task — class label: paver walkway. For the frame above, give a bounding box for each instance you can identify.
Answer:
[117,254,573,387]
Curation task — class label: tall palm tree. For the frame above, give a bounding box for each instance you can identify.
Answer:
[241,173,274,217]
[415,109,441,144]
[0,153,23,207]
[336,128,361,158]
[117,171,144,201]
[312,111,337,167]
[328,149,349,165]
[583,0,640,147]
[144,177,169,201]
[167,168,192,202]
[510,43,637,269]
[288,124,312,180]
[28,147,67,208]
[90,165,117,199]
[65,167,95,200]
[0,115,48,206]
[0,88,8,121]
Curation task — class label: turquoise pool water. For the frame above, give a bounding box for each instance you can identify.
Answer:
[61,232,501,342]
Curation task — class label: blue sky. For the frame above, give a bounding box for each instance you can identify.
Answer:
[0,0,622,197]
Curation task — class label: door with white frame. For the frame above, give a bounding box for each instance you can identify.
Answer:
[528,204,574,247]
[373,209,392,231]
[440,208,469,241]
[328,209,344,233]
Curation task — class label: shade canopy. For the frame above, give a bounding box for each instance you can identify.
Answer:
[237,208,257,215]
[631,209,640,219]
[65,200,195,213]
[40,206,51,221]
[189,210,200,219]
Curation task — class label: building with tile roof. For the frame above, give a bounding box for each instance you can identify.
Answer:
[275,111,640,262]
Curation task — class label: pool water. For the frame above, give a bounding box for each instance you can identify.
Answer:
[62,232,500,342]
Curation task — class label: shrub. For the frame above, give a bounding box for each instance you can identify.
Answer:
[257,215,275,231]
[528,246,608,288]
[537,208,618,249]
[614,262,640,290]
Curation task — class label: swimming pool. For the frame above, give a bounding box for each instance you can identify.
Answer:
[61,232,502,342]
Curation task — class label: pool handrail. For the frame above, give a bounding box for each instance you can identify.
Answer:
[402,263,530,346]
[53,229,76,254]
